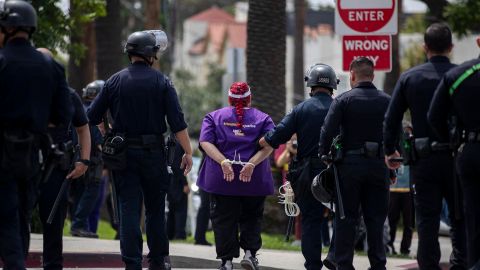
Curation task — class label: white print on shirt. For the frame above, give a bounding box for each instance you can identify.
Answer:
[233,129,245,136]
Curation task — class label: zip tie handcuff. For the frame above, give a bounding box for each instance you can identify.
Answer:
[278,181,300,217]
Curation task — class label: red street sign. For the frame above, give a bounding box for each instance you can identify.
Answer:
[335,0,398,35]
[342,35,391,72]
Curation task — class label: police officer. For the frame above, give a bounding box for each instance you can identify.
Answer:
[87,31,193,270]
[319,57,390,270]
[0,2,73,269]
[428,36,480,270]
[259,63,338,270]
[69,80,105,238]
[384,23,467,269]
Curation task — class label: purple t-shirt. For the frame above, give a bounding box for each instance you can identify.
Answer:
[197,107,275,196]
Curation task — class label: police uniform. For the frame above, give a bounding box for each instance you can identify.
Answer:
[263,64,336,270]
[0,2,73,268]
[87,32,187,270]
[384,55,467,269]
[428,57,480,269]
[319,81,390,270]
[40,89,88,270]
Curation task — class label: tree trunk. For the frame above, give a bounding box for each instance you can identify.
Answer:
[293,0,305,106]
[420,0,449,22]
[95,0,123,81]
[145,0,161,70]
[383,0,402,95]
[247,0,286,123]
[68,20,96,93]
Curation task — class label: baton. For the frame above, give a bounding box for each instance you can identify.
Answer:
[332,164,345,220]
[47,179,70,224]
[285,216,295,242]
[108,170,119,225]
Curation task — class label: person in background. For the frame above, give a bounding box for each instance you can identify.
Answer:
[197,82,274,270]
[194,155,212,246]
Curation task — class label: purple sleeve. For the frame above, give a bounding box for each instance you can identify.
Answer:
[262,115,275,135]
[199,113,217,144]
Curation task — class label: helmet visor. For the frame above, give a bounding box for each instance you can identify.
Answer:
[142,30,168,57]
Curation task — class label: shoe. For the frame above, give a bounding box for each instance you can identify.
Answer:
[323,257,337,270]
[194,240,212,246]
[240,256,259,270]
[70,229,99,238]
[218,260,233,270]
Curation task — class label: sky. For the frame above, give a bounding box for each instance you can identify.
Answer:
[308,0,428,13]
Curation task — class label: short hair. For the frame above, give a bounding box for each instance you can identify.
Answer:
[424,23,452,53]
[349,57,374,78]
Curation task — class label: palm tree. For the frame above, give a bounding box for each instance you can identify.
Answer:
[247,0,286,123]
[96,0,123,80]
[293,0,305,105]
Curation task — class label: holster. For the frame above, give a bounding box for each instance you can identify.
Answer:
[102,133,127,170]
[1,129,37,178]
[58,141,74,171]
[86,149,103,183]
[414,137,431,159]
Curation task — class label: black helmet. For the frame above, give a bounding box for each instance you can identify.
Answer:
[0,0,37,33]
[124,31,159,58]
[304,63,339,90]
[311,166,335,203]
[82,80,105,101]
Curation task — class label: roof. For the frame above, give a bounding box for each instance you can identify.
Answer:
[187,6,236,24]
[227,23,246,49]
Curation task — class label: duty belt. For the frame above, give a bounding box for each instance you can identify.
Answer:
[126,135,164,149]
[344,148,384,158]
[467,131,480,143]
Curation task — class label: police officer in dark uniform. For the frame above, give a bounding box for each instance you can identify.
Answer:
[70,80,105,238]
[319,57,390,270]
[0,2,73,269]
[36,48,92,270]
[259,63,338,270]
[87,31,193,270]
[428,36,480,270]
[384,23,467,270]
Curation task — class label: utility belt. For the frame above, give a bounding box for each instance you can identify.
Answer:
[126,135,164,149]
[287,156,324,199]
[344,142,383,159]
[411,137,450,160]
[0,128,52,179]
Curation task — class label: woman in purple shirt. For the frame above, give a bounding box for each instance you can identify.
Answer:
[197,82,274,270]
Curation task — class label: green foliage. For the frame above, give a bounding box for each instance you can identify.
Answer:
[401,14,427,34]
[32,0,106,62]
[444,0,480,36]
[401,43,426,72]
[174,64,225,137]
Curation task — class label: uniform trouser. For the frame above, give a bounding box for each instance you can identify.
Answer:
[167,192,188,240]
[70,172,101,232]
[88,175,107,233]
[297,184,325,270]
[388,191,414,254]
[456,143,480,268]
[335,156,389,270]
[411,153,467,270]
[114,148,170,270]
[38,167,69,270]
[210,194,265,260]
[194,188,210,243]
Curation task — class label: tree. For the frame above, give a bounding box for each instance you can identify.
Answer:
[293,0,305,106]
[418,0,449,23]
[444,0,480,35]
[96,0,124,81]
[247,0,286,123]
[383,0,402,95]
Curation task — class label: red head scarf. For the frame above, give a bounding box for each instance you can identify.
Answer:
[228,82,251,128]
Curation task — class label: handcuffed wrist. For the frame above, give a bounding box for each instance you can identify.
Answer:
[245,162,255,168]
[220,159,231,165]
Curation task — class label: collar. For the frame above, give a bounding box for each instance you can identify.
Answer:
[311,91,332,98]
[353,81,376,89]
[131,61,150,67]
[5,37,31,47]
[429,55,450,63]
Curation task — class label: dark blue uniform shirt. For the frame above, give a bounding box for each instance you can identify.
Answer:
[384,56,455,154]
[428,57,480,140]
[48,89,88,144]
[264,92,333,160]
[83,101,103,147]
[0,38,73,132]
[319,81,391,156]
[87,62,187,136]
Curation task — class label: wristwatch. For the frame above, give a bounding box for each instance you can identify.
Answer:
[77,159,91,166]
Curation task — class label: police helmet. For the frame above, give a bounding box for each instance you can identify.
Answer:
[124,31,159,58]
[304,63,339,90]
[0,0,37,33]
[82,80,105,101]
[311,166,335,203]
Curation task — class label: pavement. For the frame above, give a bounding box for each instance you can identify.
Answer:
[2,233,456,269]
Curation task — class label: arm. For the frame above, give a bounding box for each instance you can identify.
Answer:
[261,110,297,149]
[200,141,234,182]
[239,145,274,182]
[175,128,193,176]
[50,61,73,126]
[87,82,110,126]
[318,98,343,157]
[383,76,408,155]
[67,124,91,179]
[428,77,452,142]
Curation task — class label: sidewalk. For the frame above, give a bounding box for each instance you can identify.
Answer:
[23,234,425,269]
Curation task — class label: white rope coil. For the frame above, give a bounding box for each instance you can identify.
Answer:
[278,181,300,217]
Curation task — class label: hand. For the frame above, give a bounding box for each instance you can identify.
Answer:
[66,162,88,179]
[180,153,193,176]
[239,163,255,182]
[183,184,190,194]
[221,160,234,182]
[390,176,398,186]
[385,151,402,170]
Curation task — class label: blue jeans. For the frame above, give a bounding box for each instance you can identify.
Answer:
[70,176,101,231]
[114,148,170,270]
